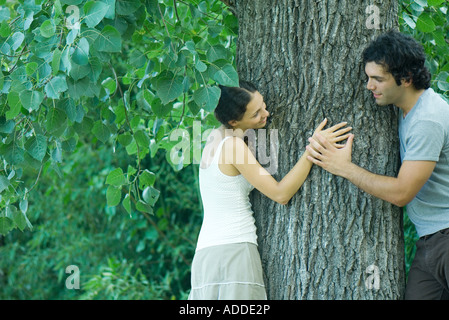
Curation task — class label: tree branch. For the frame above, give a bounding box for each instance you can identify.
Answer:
[219,0,236,14]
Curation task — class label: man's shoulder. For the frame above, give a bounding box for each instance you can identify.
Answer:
[414,89,449,123]
[424,88,449,110]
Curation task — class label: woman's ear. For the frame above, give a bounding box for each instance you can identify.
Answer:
[228,120,238,128]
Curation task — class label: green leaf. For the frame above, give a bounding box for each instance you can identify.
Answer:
[106,167,127,187]
[84,1,109,28]
[0,119,15,134]
[136,200,153,214]
[72,37,90,65]
[139,169,156,189]
[73,116,94,135]
[142,186,160,206]
[69,62,90,81]
[26,62,39,76]
[9,205,26,231]
[17,200,32,229]
[19,90,44,111]
[213,63,239,86]
[67,76,92,99]
[129,49,146,68]
[122,193,131,214]
[402,12,416,29]
[117,133,133,146]
[0,70,4,92]
[0,217,14,235]
[45,76,68,99]
[20,199,28,214]
[51,141,62,163]
[182,40,196,54]
[87,57,103,82]
[0,142,25,165]
[150,98,173,117]
[427,0,446,6]
[6,91,22,120]
[437,71,449,91]
[206,44,228,62]
[10,32,24,51]
[25,134,47,162]
[134,130,150,149]
[0,175,10,193]
[40,19,56,38]
[102,77,116,94]
[52,48,62,75]
[195,57,207,72]
[116,0,141,15]
[0,20,11,37]
[102,0,116,19]
[95,25,122,52]
[416,12,436,33]
[46,108,67,134]
[155,76,183,105]
[193,86,221,112]
[92,120,111,143]
[106,185,121,207]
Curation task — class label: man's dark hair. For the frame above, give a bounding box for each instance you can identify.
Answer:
[362,30,431,90]
[214,80,258,128]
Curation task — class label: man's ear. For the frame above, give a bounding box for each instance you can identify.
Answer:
[401,73,413,87]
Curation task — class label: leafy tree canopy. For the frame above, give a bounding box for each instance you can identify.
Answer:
[400,0,449,99]
[0,0,238,235]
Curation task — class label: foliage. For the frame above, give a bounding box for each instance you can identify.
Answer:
[0,0,237,235]
[400,0,449,102]
[0,0,446,300]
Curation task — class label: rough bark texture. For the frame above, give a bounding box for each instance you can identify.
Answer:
[232,0,404,299]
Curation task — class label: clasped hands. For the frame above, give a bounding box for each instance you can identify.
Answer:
[306,118,355,177]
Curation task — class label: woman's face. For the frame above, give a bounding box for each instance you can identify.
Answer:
[229,91,269,131]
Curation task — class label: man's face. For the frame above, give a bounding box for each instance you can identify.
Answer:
[365,61,404,106]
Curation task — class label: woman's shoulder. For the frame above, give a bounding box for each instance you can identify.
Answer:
[221,136,250,165]
[222,135,246,149]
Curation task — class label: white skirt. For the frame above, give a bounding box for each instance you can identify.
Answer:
[188,242,267,300]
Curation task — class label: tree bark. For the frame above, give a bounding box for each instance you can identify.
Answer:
[233,0,404,299]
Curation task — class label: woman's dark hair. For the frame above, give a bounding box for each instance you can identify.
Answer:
[214,80,258,128]
[362,30,431,90]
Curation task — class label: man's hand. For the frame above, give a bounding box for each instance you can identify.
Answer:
[306,132,355,177]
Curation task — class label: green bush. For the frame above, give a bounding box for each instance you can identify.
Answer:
[0,141,202,299]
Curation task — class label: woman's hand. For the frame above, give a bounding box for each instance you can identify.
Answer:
[312,118,352,149]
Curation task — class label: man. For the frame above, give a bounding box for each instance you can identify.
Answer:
[306,30,449,300]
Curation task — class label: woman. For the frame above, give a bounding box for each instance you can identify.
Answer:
[189,81,351,299]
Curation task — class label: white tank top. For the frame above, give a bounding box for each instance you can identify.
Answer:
[195,136,258,251]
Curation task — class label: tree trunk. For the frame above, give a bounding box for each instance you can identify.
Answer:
[231,0,404,299]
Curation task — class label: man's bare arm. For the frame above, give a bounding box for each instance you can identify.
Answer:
[306,133,436,207]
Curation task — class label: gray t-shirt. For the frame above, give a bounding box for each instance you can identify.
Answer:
[399,88,449,237]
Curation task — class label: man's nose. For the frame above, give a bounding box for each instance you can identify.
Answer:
[366,78,375,91]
